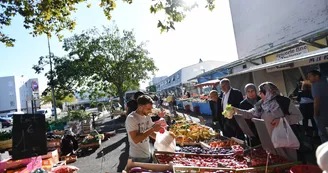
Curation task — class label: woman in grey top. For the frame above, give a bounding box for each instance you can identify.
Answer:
[234,82,303,161]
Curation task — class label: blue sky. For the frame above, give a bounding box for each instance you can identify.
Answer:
[0,0,238,92]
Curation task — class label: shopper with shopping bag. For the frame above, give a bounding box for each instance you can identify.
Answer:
[233,82,303,162]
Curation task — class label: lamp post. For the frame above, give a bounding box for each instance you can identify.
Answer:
[47,37,58,120]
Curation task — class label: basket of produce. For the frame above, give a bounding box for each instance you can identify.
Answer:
[289,164,322,173]
[60,155,77,164]
[0,131,12,150]
[170,122,218,146]
[154,152,249,169]
[80,131,101,148]
[53,130,66,135]
[175,146,235,156]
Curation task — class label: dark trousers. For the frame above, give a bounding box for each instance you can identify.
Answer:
[290,124,308,163]
[223,118,245,140]
[299,103,318,133]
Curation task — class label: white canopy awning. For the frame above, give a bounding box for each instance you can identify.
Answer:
[195,79,221,88]
[219,47,328,79]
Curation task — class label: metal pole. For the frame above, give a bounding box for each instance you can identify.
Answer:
[47,37,58,120]
[31,100,34,114]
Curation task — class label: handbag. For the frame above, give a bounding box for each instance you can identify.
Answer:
[271,117,300,149]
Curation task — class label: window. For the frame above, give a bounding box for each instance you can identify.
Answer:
[10,101,15,107]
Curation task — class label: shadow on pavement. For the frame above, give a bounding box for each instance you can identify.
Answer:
[96,116,127,133]
[96,135,127,159]
[117,137,129,172]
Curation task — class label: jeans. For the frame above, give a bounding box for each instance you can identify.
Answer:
[314,116,328,143]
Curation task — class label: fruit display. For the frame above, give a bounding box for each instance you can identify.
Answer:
[155,153,248,169]
[231,145,244,155]
[170,122,217,143]
[208,139,239,148]
[129,167,172,173]
[244,148,290,167]
[222,104,234,119]
[81,130,101,145]
[176,146,234,155]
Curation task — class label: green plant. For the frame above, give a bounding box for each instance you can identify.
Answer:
[67,110,92,121]
[0,131,12,141]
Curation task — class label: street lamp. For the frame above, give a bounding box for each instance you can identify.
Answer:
[47,37,58,120]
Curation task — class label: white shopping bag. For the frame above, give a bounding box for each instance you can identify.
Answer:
[271,117,300,149]
[154,130,176,152]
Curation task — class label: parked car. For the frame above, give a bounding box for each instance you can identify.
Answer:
[36,109,52,119]
[0,111,24,120]
[0,118,13,127]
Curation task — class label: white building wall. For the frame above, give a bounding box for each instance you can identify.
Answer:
[232,58,263,73]
[0,76,40,114]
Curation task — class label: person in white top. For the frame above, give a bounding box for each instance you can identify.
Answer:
[125,95,162,163]
[220,78,244,139]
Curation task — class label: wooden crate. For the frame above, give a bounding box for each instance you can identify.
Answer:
[0,139,12,150]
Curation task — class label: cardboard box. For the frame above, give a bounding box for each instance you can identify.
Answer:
[41,149,59,163]
[41,158,55,172]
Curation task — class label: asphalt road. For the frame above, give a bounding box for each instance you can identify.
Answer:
[70,115,129,173]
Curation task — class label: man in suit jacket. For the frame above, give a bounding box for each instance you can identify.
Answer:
[209,90,224,132]
[220,78,245,140]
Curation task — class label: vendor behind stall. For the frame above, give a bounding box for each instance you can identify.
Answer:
[209,90,224,132]
[125,95,162,163]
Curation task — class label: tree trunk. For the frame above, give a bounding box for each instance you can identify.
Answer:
[117,87,125,111]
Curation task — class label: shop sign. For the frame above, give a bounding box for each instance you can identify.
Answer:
[295,53,328,67]
[276,45,308,60]
[267,53,328,73]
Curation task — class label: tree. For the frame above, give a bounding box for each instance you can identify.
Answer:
[0,0,215,47]
[35,25,157,108]
[40,93,76,109]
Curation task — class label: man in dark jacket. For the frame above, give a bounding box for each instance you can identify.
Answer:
[220,78,244,139]
[209,90,224,132]
[126,91,144,115]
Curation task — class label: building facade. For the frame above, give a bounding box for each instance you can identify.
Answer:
[156,61,227,96]
[0,75,40,115]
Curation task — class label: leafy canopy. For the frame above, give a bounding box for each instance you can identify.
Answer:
[34,24,157,106]
[0,0,215,47]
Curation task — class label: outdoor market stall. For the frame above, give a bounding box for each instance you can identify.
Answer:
[0,110,116,173]
[175,79,221,115]
[124,110,309,173]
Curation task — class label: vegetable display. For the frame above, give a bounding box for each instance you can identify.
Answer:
[0,130,12,141]
[222,104,234,119]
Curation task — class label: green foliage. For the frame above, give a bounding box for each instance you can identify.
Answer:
[0,130,12,141]
[66,110,92,121]
[1,0,215,47]
[40,92,76,108]
[34,24,157,108]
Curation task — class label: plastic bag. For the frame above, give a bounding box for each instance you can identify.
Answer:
[154,131,176,152]
[271,118,300,149]
[154,118,168,134]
